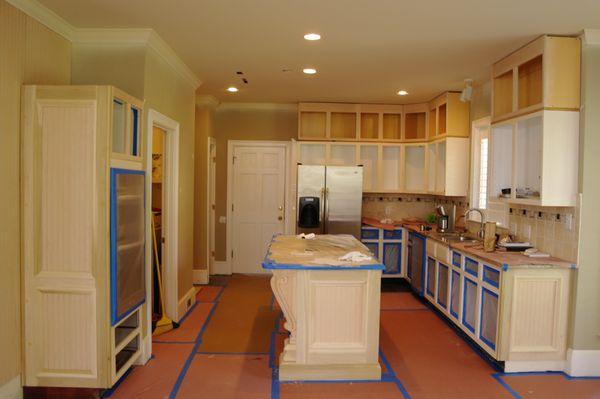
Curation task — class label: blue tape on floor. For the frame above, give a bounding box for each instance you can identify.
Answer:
[197,351,269,356]
[492,373,522,399]
[379,349,412,399]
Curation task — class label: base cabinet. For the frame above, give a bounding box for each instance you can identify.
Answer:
[361,227,404,276]
[423,241,573,371]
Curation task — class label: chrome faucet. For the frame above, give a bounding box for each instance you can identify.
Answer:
[463,208,485,239]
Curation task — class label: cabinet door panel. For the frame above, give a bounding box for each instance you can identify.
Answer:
[480,288,499,350]
[426,257,436,298]
[462,277,477,334]
[437,263,449,308]
[450,270,461,319]
[383,243,402,275]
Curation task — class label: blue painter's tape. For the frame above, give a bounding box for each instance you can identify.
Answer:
[492,373,522,399]
[502,263,509,271]
[110,168,146,326]
[479,287,499,350]
[570,263,577,269]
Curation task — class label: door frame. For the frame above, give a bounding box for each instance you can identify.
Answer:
[142,109,180,362]
[225,140,292,275]
[207,137,216,275]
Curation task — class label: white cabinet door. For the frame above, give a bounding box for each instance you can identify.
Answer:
[22,94,101,387]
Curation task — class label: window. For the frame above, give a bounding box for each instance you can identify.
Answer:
[469,118,490,222]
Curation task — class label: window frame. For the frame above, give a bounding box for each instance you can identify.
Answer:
[469,117,491,222]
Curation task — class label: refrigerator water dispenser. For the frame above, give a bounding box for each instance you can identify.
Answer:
[298,196,320,228]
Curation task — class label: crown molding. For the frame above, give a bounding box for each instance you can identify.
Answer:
[196,95,220,108]
[7,0,75,40]
[217,102,298,111]
[7,0,201,90]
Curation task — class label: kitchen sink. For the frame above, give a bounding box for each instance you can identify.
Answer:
[436,232,480,244]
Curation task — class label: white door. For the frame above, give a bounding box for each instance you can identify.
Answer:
[231,145,286,273]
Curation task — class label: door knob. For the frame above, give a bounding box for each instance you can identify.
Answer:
[278,206,283,211]
[278,216,283,221]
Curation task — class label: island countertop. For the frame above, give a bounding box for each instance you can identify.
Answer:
[262,234,385,270]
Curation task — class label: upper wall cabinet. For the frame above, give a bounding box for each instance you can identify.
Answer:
[489,110,579,207]
[491,35,581,123]
[427,92,470,139]
[111,88,145,161]
[298,96,468,143]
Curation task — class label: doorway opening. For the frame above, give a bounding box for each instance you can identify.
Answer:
[142,109,180,362]
[207,137,216,275]
[151,126,166,327]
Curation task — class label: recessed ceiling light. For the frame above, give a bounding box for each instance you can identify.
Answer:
[226,86,238,93]
[304,33,321,41]
[397,90,408,96]
[303,68,317,75]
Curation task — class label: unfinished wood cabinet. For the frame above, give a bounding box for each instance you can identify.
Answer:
[21,85,146,389]
[428,92,470,139]
[492,35,581,123]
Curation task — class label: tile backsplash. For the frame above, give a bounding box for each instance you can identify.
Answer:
[362,193,580,263]
[507,203,579,263]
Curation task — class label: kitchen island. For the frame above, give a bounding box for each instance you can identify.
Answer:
[262,234,384,381]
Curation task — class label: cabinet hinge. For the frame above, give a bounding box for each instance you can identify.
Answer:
[231,204,234,212]
[211,204,215,210]
[231,250,234,259]
[232,156,236,164]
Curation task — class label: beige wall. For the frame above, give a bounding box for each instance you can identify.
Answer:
[71,44,147,99]
[0,0,71,387]
[71,43,197,307]
[212,103,297,261]
[143,49,197,297]
[570,40,600,350]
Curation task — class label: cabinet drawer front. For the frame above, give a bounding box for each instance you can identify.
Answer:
[462,277,478,334]
[464,257,479,278]
[383,229,403,240]
[452,251,462,268]
[361,228,380,240]
[480,287,499,351]
[436,244,451,264]
[483,265,500,288]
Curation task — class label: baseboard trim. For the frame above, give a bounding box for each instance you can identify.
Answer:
[177,286,197,322]
[566,349,600,376]
[504,360,565,373]
[212,260,231,275]
[0,375,22,399]
[193,268,209,284]
[137,334,152,365]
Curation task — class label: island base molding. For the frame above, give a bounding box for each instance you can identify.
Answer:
[278,362,381,381]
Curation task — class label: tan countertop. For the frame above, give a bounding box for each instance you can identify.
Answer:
[402,223,576,270]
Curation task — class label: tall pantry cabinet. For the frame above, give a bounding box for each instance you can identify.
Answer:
[21,86,147,388]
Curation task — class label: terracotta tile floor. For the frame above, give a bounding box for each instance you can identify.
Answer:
[104,275,600,399]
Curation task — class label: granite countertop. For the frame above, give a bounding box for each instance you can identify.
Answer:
[402,223,576,270]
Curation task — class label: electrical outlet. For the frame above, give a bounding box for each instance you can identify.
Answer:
[565,214,574,231]
[219,216,227,224]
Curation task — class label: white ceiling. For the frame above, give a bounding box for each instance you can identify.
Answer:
[39,0,600,103]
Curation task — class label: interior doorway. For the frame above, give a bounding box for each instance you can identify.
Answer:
[208,137,216,275]
[151,127,166,325]
[143,109,180,362]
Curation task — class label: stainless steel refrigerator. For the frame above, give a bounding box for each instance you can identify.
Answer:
[296,165,363,238]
